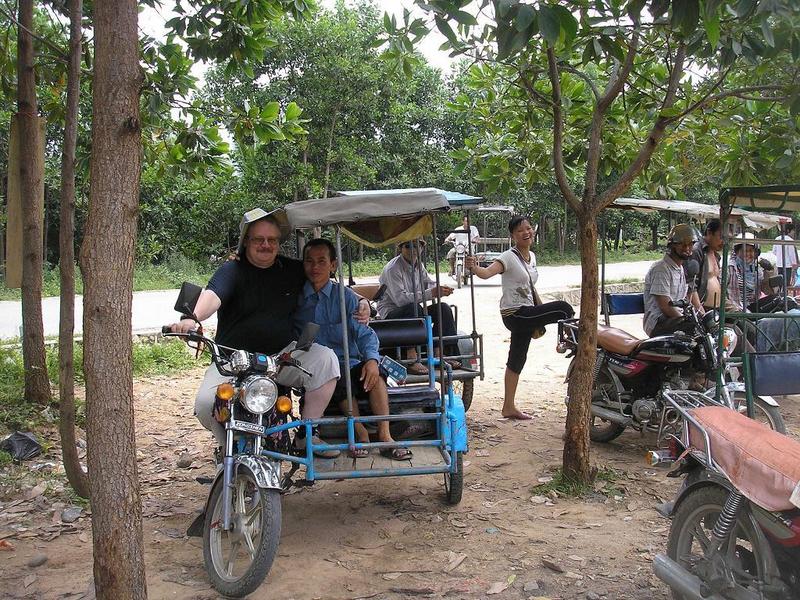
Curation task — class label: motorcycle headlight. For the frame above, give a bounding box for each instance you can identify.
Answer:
[721,328,738,357]
[241,376,278,414]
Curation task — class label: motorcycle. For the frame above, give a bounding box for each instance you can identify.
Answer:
[556,299,785,444]
[162,304,319,598]
[651,391,800,599]
[448,239,470,289]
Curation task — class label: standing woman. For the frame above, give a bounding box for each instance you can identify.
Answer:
[466,216,574,420]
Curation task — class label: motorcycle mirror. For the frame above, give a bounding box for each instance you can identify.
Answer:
[174,282,202,318]
[685,259,700,279]
[296,323,319,352]
[768,275,783,289]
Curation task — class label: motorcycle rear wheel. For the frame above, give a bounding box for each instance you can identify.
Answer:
[590,367,626,443]
[203,467,281,598]
[667,486,769,600]
[732,392,786,434]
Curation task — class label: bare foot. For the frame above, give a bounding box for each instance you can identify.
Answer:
[501,408,532,420]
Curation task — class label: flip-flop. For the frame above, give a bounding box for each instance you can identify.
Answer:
[349,447,369,458]
[380,447,413,461]
[444,359,462,370]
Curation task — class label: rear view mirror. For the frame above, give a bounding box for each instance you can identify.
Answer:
[685,259,700,279]
[296,323,319,352]
[175,282,202,317]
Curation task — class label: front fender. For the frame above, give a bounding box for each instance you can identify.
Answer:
[203,455,282,516]
[725,382,780,407]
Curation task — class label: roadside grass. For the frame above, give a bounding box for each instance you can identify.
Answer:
[0,255,216,301]
[0,339,199,431]
[533,466,624,499]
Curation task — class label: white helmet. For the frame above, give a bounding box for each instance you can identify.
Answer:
[733,231,759,253]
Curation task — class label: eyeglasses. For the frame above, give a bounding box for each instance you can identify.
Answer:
[248,236,280,247]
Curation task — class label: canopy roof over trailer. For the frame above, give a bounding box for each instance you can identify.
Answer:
[720,185,800,213]
[338,188,483,208]
[275,188,452,248]
[612,197,786,230]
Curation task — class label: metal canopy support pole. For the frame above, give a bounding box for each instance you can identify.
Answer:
[465,212,477,338]
[716,200,731,406]
[335,228,354,427]
[431,217,446,400]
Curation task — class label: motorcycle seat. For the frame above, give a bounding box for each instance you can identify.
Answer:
[596,325,641,356]
[688,406,800,512]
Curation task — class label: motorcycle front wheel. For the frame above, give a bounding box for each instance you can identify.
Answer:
[455,263,464,289]
[732,392,786,434]
[203,466,282,598]
[667,486,769,600]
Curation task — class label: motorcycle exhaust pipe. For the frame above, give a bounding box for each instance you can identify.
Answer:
[590,406,632,427]
[652,554,730,600]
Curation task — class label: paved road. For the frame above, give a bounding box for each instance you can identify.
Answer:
[0,260,654,339]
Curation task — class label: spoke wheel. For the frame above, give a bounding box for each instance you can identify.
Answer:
[455,263,464,289]
[732,392,786,433]
[667,486,768,600]
[589,367,626,443]
[443,451,463,505]
[203,467,281,598]
[452,378,474,411]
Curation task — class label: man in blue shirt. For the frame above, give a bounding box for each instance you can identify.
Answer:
[294,238,412,461]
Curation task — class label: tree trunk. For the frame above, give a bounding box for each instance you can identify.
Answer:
[17,0,50,405]
[651,222,658,250]
[562,210,599,483]
[79,0,147,595]
[58,0,89,499]
[613,224,621,251]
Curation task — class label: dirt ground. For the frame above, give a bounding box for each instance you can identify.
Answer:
[1,281,798,600]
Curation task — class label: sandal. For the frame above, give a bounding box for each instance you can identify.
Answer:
[407,362,429,376]
[348,446,370,459]
[380,447,413,461]
[444,359,462,370]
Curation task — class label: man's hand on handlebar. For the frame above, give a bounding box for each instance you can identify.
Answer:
[168,318,200,335]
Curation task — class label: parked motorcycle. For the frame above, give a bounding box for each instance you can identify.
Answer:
[651,392,800,599]
[556,300,784,444]
[162,309,318,597]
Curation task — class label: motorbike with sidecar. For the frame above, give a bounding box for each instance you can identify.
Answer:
[168,189,470,598]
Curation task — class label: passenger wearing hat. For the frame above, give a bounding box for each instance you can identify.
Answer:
[377,238,459,375]
[168,209,370,458]
[642,223,703,337]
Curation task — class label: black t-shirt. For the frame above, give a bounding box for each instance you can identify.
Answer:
[207,255,305,354]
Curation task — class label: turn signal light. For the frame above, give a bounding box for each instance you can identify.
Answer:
[276,395,292,414]
[216,382,235,401]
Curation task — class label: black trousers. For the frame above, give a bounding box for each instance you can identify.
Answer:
[501,301,574,373]
[385,302,458,356]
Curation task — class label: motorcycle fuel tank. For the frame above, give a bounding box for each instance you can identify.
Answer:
[632,336,694,364]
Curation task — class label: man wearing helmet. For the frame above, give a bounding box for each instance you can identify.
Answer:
[642,223,703,336]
